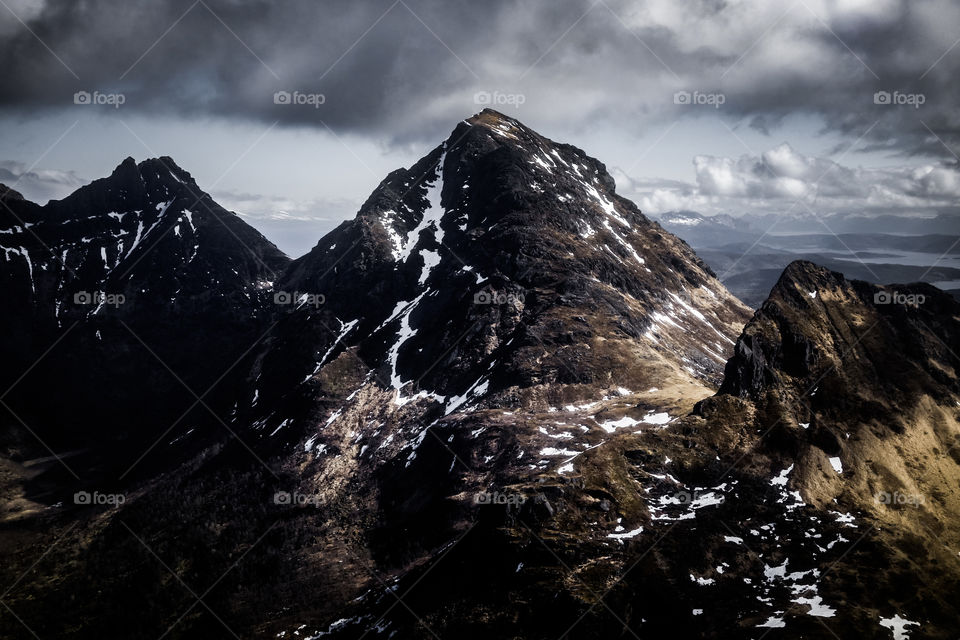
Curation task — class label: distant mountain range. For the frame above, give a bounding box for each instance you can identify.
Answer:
[658,208,960,236]
[651,209,960,307]
[1,110,958,639]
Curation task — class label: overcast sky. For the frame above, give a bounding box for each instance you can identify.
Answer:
[1,0,958,256]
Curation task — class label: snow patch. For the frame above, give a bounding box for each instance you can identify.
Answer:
[607,526,643,541]
[879,614,919,640]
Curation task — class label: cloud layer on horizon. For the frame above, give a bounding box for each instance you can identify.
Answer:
[615,142,960,219]
[0,160,87,203]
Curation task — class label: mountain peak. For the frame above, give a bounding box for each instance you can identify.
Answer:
[108,155,140,182]
[718,258,960,402]
[453,108,561,158]
[467,107,519,128]
[137,156,197,187]
[0,184,25,203]
[0,152,290,463]
[106,156,196,190]
[765,260,846,304]
[263,110,751,448]
[777,259,837,284]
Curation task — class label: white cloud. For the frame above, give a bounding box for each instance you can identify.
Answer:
[213,190,348,223]
[616,143,960,218]
[0,160,87,203]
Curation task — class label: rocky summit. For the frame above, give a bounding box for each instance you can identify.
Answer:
[0,110,957,639]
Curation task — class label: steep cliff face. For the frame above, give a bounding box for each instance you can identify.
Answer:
[712,260,960,513]
[253,261,959,640]
[299,260,959,639]
[675,260,960,638]
[719,260,958,403]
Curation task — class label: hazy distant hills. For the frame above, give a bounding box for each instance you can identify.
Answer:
[652,209,960,306]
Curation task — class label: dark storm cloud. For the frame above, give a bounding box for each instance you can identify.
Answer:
[0,0,565,137]
[2,0,959,158]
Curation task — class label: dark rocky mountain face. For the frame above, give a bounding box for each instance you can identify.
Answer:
[655,262,960,638]
[244,109,750,446]
[0,157,289,475]
[699,262,960,632]
[0,112,958,640]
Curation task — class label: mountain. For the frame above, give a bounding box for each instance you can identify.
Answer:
[0,110,752,638]
[0,157,289,478]
[265,260,959,640]
[652,209,758,248]
[0,111,958,640]
[687,261,960,636]
[750,211,960,236]
[242,109,751,447]
[696,241,960,308]
[653,210,960,307]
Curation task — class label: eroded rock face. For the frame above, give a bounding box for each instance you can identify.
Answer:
[684,260,960,637]
[1,114,958,640]
[244,108,750,440]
